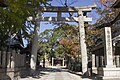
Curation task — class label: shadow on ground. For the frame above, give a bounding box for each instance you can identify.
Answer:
[68,70,98,80]
[20,67,65,79]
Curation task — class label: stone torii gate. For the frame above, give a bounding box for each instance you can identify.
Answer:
[30,4,96,74]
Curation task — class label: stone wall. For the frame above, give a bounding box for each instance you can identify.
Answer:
[98,67,120,79]
[0,50,26,80]
[92,45,120,79]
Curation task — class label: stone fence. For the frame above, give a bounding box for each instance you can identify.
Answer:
[114,55,120,67]
[0,50,26,80]
[92,55,120,68]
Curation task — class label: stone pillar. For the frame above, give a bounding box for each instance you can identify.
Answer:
[97,27,118,79]
[2,51,7,68]
[101,56,104,67]
[99,56,102,67]
[78,10,88,74]
[115,55,120,67]
[7,52,11,68]
[7,50,16,80]
[63,58,64,66]
[52,57,54,66]
[92,54,97,74]
[104,27,115,67]
[30,11,41,72]
[92,54,95,68]
[44,53,46,67]
[96,56,99,67]
[11,50,16,68]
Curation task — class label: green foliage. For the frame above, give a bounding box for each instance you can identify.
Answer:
[0,0,51,47]
[58,24,80,58]
[38,24,80,62]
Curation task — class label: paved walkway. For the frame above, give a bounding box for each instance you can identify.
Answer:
[20,66,93,80]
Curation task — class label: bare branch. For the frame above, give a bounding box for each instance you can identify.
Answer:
[69,0,78,6]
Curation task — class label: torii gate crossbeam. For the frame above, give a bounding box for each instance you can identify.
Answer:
[38,4,96,12]
[40,17,92,22]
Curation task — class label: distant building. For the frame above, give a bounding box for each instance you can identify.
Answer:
[6,34,24,50]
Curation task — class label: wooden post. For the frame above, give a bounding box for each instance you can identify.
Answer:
[78,10,88,75]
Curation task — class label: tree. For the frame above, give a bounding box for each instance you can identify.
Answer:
[84,0,120,55]
[99,0,115,7]
[0,0,51,48]
[38,24,80,67]
[58,24,80,58]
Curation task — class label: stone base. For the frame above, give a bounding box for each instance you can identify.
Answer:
[105,65,116,68]
[98,67,120,79]
[92,67,97,74]
[0,67,26,80]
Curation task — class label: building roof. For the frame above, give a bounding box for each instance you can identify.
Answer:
[111,0,120,8]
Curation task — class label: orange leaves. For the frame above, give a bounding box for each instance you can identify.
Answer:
[57,24,80,58]
[59,38,73,47]
[99,0,114,3]
[59,38,80,58]
[99,0,115,7]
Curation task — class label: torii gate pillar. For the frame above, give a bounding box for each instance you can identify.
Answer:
[78,10,88,74]
[29,4,96,74]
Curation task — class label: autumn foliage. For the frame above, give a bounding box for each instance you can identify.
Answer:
[58,24,80,58]
[99,0,115,7]
[59,38,79,58]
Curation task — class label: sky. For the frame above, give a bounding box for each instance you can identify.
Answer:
[24,0,100,47]
[40,0,99,32]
